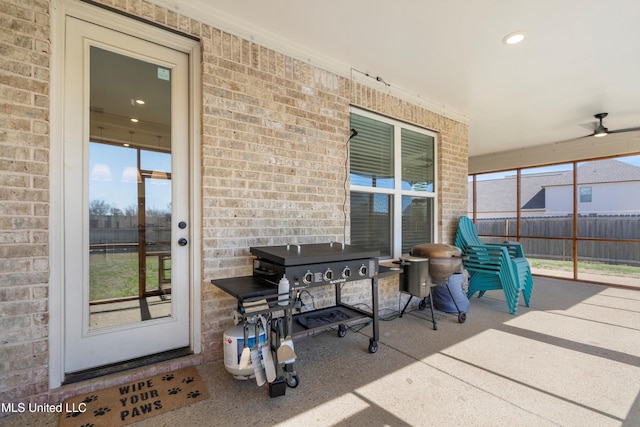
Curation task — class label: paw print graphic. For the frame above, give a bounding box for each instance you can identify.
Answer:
[162,374,175,381]
[167,387,182,395]
[186,390,201,399]
[182,376,194,384]
[93,407,111,416]
[65,411,84,419]
[82,395,98,404]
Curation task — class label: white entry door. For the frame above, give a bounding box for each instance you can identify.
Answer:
[63,17,191,373]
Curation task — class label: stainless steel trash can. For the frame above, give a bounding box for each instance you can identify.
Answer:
[399,257,430,298]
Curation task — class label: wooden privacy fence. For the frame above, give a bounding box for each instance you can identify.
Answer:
[476,216,640,266]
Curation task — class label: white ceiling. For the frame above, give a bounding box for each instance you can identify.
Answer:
[155,0,640,158]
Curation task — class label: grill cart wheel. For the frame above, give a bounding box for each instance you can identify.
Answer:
[338,324,347,337]
[286,373,300,388]
[369,339,378,353]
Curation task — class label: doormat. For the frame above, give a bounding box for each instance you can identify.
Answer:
[59,366,208,427]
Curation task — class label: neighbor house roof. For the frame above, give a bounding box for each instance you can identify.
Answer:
[471,159,640,214]
[546,159,640,187]
[471,172,566,213]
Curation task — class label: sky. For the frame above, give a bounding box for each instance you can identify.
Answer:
[89,142,172,214]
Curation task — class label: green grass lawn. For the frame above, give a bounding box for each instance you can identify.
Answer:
[90,252,165,301]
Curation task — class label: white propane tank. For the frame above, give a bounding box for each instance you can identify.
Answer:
[223,323,266,380]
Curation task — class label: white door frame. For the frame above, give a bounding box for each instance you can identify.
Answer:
[49,0,201,388]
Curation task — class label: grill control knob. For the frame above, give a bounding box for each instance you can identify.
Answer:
[358,265,368,276]
[303,271,313,285]
[323,269,333,281]
[342,267,351,279]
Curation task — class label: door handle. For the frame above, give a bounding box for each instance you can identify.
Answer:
[178,238,188,246]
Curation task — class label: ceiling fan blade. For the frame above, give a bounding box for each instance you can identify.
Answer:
[608,126,640,134]
[553,133,592,144]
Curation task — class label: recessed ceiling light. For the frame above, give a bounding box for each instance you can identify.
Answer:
[135,99,145,105]
[503,31,527,45]
[130,118,139,123]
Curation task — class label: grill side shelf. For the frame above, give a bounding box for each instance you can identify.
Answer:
[211,276,294,315]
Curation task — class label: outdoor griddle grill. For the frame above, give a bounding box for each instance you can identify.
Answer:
[212,242,399,395]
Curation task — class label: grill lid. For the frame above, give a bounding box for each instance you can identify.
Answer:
[251,243,380,266]
[410,243,461,258]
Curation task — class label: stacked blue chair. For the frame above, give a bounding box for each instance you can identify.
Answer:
[455,216,533,314]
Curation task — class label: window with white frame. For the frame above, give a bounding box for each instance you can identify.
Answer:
[349,109,436,258]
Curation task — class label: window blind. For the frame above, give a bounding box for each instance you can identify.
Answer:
[401,128,434,192]
[350,114,394,189]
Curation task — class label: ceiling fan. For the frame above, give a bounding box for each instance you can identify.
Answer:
[556,112,640,145]
[584,112,640,138]
[592,113,609,137]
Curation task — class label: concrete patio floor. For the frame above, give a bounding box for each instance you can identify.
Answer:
[3,276,639,426]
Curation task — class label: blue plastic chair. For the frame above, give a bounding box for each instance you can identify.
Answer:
[455,216,533,314]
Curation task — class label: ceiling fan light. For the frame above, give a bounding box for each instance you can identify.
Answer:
[593,125,608,137]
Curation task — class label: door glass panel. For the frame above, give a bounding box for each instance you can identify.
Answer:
[144,173,172,298]
[88,46,173,329]
[88,143,138,304]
